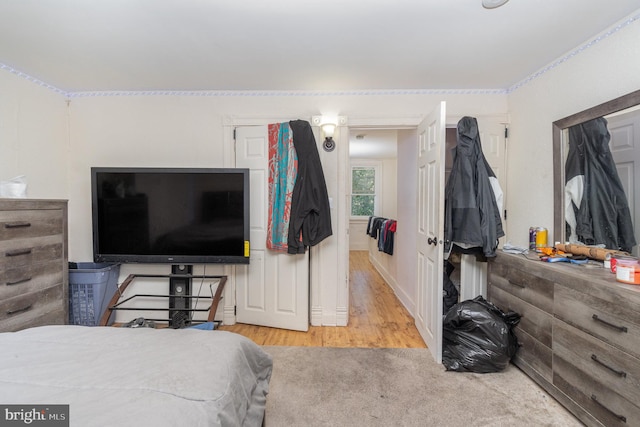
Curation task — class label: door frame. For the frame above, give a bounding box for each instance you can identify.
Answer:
[346,114,508,355]
[222,115,350,327]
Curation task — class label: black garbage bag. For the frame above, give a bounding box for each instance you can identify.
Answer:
[442,295,520,373]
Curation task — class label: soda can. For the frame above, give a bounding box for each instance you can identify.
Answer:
[529,227,537,250]
[535,227,548,251]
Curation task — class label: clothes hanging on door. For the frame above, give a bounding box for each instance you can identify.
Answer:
[564,117,636,252]
[266,122,298,251]
[444,116,504,259]
[287,119,333,254]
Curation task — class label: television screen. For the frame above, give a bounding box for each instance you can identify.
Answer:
[91,167,250,264]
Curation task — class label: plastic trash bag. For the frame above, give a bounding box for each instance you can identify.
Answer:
[442,295,520,373]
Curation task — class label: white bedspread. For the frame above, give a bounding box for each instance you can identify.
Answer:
[0,326,272,427]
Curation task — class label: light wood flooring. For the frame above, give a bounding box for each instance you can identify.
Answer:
[217,251,427,348]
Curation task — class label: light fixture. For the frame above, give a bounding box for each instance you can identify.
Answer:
[482,0,508,9]
[321,122,337,152]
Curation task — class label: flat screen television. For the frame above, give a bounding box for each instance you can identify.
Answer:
[91,167,250,264]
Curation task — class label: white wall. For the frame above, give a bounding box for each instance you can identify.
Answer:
[0,72,68,199]
[506,18,640,248]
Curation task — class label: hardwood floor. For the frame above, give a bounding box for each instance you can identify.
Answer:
[217,251,427,348]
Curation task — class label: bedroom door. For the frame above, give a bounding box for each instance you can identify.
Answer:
[607,111,640,256]
[415,102,446,363]
[234,125,310,331]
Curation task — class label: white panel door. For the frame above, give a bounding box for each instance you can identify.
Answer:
[235,125,309,331]
[607,111,640,256]
[415,102,446,363]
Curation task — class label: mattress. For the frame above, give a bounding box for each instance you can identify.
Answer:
[0,325,272,427]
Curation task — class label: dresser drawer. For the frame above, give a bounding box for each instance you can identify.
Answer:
[489,284,553,347]
[512,327,553,382]
[0,209,64,241]
[554,320,640,407]
[1,259,64,299]
[0,284,65,332]
[488,259,554,313]
[554,356,639,427]
[555,284,640,359]
[0,238,63,271]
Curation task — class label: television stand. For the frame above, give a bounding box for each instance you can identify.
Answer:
[169,265,192,327]
[99,269,227,328]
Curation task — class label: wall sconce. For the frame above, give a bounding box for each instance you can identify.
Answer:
[321,122,336,152]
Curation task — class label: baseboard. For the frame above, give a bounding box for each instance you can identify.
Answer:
[368,252,415,315]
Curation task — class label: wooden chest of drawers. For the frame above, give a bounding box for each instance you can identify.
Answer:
[0,199,68,332]
[488,252,640,427]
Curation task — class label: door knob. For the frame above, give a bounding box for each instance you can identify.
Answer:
[428,237,438,246]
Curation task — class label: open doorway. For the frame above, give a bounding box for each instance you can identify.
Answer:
[347,127,461,328]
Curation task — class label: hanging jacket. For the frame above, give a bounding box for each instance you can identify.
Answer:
[287,119,333,254]
[565,117,636,252]
[444,116,504,258]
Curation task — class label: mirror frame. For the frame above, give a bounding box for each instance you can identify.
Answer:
[553,89,640,245]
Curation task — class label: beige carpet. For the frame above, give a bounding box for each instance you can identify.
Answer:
[262,346,583,427]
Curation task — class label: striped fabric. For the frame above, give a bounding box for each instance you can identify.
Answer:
[266,122,298,251]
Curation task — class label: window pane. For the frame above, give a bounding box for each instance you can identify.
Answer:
[352,195,375,216]
[352,168,375,194]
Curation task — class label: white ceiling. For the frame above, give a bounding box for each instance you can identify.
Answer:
[1,0,639,94]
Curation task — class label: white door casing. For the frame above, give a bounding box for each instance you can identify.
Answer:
[415,102,446,363]
[234,125,310,331]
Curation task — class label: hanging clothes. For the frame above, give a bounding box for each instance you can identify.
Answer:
[367,216,397,255]
[266,122,298,251]
[367,216,386,240]
[380,219,397,255]
[565,117,636,252]
[444,116,504,258]
[287,119,333,254]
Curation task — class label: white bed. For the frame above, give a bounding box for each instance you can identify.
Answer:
[0,325,272,427]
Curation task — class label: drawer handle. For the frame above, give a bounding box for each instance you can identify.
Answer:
[508,280,525,289]
[5,248,32,257]
[7,304,32,316]
[6,277,32,286]
[4,221,31,229]
[590,394,626,423]
[591,354,627,378]
[592,314,628,333]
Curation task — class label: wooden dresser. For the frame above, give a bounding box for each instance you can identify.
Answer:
[0,199,68,332]
[488,252,640,426]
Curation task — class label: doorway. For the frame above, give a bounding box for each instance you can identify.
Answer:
[346,117,507,352]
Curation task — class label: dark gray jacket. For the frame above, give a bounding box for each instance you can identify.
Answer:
[287,120,333,254]
[444,117,504,258]
[565,117,636,252]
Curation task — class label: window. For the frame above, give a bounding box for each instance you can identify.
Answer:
[351,163,380,218]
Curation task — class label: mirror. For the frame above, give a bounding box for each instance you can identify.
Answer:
[553,89,640,254]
